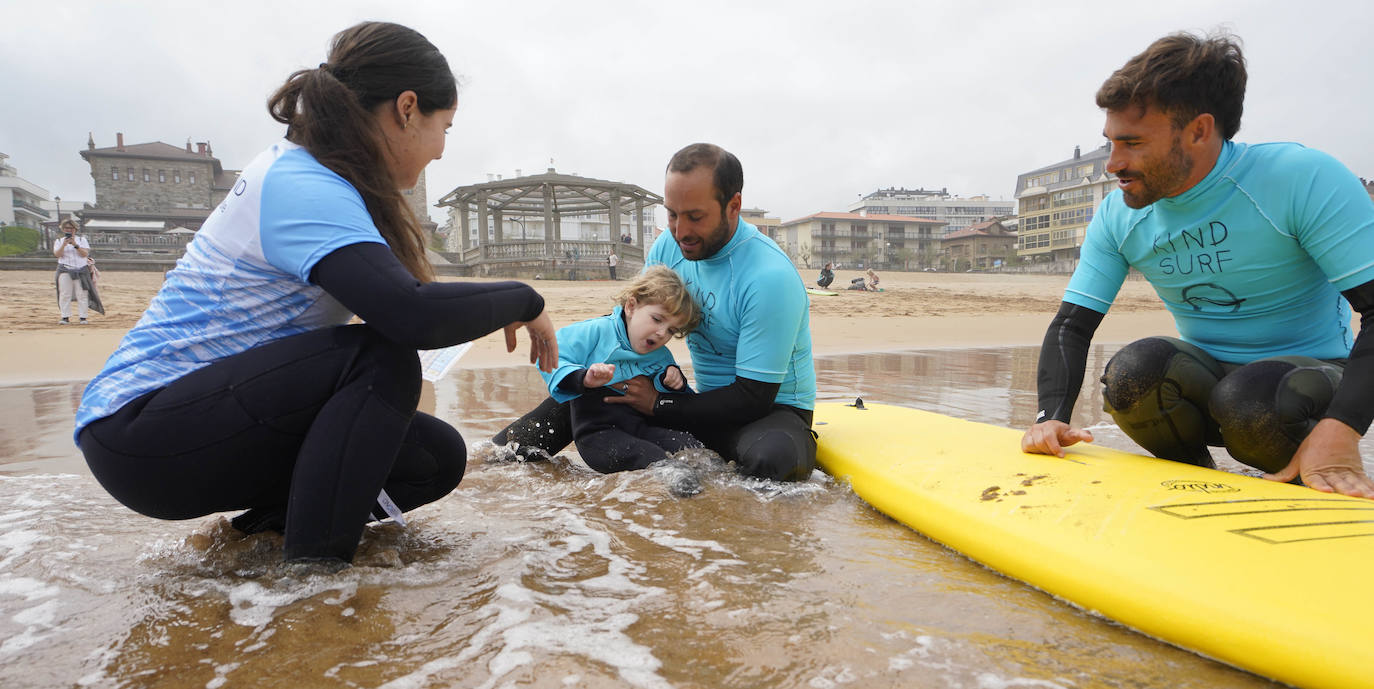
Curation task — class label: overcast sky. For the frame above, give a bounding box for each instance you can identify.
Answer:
[4,0,1372,224]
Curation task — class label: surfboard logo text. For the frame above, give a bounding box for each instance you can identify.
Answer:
[1161,479,1239,494]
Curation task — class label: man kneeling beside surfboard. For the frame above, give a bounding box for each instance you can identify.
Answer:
[1020,31,1374,500]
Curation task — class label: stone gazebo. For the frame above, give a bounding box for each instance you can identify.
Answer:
[436,167,662,278]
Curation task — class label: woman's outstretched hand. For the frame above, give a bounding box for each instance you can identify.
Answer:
[505,309,558,373]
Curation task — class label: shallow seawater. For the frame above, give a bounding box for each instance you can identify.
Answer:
[5,346,1364,688]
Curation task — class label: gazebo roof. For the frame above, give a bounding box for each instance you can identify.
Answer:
[436,167,662,214]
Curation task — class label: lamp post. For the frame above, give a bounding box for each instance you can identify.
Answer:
[51,195,61,251]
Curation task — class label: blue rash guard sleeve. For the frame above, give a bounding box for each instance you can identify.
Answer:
[734,263,809,383]
[1063,209,1130,313]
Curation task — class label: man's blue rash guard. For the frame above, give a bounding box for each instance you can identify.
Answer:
[541,306,681,403]
[1066,141,1374,363]
[645,219,816,410]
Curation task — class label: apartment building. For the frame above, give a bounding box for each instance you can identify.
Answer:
[1014,143,1116,263]
[848,187,1013,236]
[778,212,945,269]
[0,152,52,229]
[942,219,1017,271]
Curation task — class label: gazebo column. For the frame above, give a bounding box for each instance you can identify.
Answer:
[477,192,489,259]
[459,201,471,252]
[608,190,621,247]
[542,183,556,257]
[493,209,504,243]
[634,199,644,248]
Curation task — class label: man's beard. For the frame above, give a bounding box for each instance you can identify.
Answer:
[1119,136,1193,209]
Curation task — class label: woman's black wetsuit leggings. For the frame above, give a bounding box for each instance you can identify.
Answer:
[1101,336,1345,473]
[79,325,466,563]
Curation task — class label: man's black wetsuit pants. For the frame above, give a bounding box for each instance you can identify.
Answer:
[1101,336,1344,472]
[495,396,817,482]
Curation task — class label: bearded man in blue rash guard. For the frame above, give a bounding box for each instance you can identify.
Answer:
[1020,31,1374,499]
[495,143,818,481]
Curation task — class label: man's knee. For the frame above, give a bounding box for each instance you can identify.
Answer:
[1210,359,1340,473]
[1101,337,1223,466]
[1103,337,1193,411]
[735,429,816,482]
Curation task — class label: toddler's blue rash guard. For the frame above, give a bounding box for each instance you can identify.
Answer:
[541,305,680,403]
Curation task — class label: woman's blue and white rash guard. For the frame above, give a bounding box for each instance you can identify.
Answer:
[75,141,388,442]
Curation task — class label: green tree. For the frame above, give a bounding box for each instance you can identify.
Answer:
[0,225,40,257]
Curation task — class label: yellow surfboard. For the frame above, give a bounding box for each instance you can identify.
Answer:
[813,402,1374,689]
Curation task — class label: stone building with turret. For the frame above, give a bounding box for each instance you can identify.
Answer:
[78,132,238,235]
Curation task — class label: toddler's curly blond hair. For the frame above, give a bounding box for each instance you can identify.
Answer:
[614,265,701,337]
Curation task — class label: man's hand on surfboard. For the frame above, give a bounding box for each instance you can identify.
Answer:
[1265,418,1374,499]
[1021,420,1094,458]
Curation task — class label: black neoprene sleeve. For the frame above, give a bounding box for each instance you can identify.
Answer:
[310,242,544,349]
[652,375,780,425]
[1325,280,1374,434]
[1035,301,1106,424]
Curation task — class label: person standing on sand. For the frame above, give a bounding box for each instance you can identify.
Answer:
[1021,32,1374,499]
[73,21,558,566]
[608,251,619,280]
[54,218,103,324]
[494,143,818,481]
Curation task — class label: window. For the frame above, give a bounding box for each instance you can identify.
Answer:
[1052,187,1093,207]
[190,172,196,185]
[158,170,166,183]
[111,166,119,180]
[1022,214,1051,231]
[174,171,181,183]
[143,169,150,182]
[127,168,135,181]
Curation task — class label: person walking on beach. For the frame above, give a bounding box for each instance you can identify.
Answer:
[74,21,558,566]
[495,143,818,481]
[540,265,700,475]
[54,218,103,324]
[608,251,619,280]
[1021,32,1374,499]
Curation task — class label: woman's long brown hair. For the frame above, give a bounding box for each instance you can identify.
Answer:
[267,22,456,282]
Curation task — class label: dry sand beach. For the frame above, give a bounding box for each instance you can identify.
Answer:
[0,268,1175,384]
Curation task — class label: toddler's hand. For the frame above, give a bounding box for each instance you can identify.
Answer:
[585,363,616,388]
[663,365,685,390]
